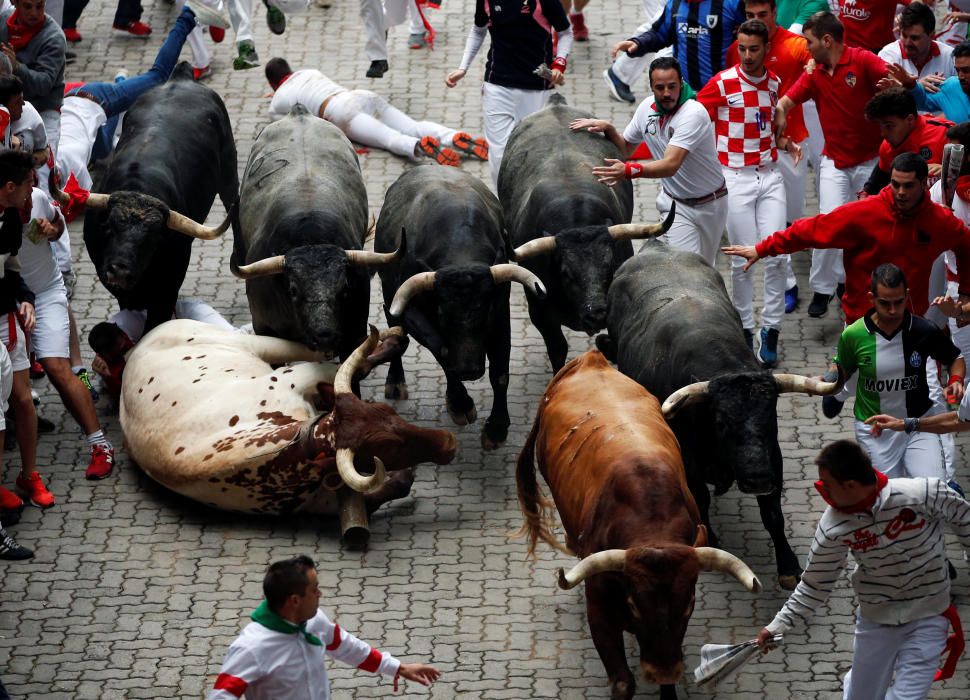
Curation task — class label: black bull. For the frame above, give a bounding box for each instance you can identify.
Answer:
[83,68,240,333]
[230,106,391,360]
[499,95,651,372]
[598,244,840,589]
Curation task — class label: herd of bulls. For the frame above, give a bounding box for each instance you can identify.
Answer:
[73,76,845,698]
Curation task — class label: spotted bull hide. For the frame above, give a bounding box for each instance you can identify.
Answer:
[120,320,456,516]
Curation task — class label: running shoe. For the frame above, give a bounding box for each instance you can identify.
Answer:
[264,0,286,35]
[759,328,779,368]
[184,0,230,29]
[452,132,489,161]
[408,31,428,49]
[570,12,589,41]
[113,20,153,37]
[366,60,389,78]
[76,368,99,402]
[209,25,225,42]
[15,472,54,509]
[0,527,32,560]
[418,136,460,167]
[85,445,115,480]
[64,27,82,42]
[193,65,213,81]
[233,41,260,70]
[603,67,635,103]
[0,485,23,513]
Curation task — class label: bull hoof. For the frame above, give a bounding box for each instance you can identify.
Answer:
[384,382,409,400]
[610,680,634,700]
[481,430,505,451]
[778,573,800,591]
[342,526,370,551]
[447,403,477,426]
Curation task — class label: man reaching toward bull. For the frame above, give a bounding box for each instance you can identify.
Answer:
[265,57,488,167]
[209,555,440,699]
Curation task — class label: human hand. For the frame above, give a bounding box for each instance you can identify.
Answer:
[932,295,963,318]
[17,301,34,334]
[786,139,803,166]
[865,414,904,437]
[773,110,787,143]
[445,69,466,88]
[570,118,612,134]
[1,44,17,71]
[36,218,62,241]
[804,58,816,74]
[397,663,441,686]
[591,158,627,187]
[91,355,109,377]
[548,68,565,87]
[611,40,637,59]
[928,162,943,178]
[887,63,917,90]
[943,10,970,26]
[919,73,946,94]
[945,379,965,404]
[756,628,774,653]
[721,245,760,271]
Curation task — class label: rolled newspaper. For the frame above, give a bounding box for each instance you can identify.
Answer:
[942,143,964,208]
[693,634,784,689]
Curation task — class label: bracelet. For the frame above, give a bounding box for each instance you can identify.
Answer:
[624,161,644,179]
[949,374,964,386]
[904,417,920,434]
[551,57,567,73]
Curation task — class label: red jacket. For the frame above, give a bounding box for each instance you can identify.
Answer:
[755,186,970,323]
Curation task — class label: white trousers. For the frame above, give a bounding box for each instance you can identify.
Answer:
[654,189,726,267]
[0,343,11,432]
[725,165,787,330]
[482,82,551,187]
[324,89,456,160]
[611,0,666,88]
[855,419,948,480]
[778,145,807,292]
[360,0,423,60]
[810,156,876,295]
[842,612,949,700]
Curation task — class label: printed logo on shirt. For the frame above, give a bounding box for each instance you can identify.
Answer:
[862,375,920,393]
[845,71,857,88]
[884,507,926,541]
[844,528,879,552]
[646,116,659,135]
[920,146,932,161]
[727,96,744,106]
[909,351,922,368]
[706,14,719,29]
[678,23,710,37]
[667,126,674,138]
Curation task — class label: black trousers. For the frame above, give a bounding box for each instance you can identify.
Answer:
[63,0,144,28]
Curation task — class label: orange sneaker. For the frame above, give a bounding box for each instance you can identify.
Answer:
[452,132,489,161]
[15,471,54,508]
[0,485,23,512]
[85,445,115,480]
[418,136,460,167]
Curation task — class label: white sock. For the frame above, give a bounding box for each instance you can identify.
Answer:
[72,365,84,374]
[86,431,112,450]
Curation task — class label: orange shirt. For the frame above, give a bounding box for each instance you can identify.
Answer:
[726,27,812,144]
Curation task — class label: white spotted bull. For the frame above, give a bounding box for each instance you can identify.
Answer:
[120,321,456,546]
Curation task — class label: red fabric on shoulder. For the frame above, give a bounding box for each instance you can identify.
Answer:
[357,647,383,673]
[213,674,248,697]
[325,624,342,651]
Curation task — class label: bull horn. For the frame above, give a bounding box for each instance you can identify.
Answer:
[167,209,232,240]
[490,263,547,299]
[388,271,436,318]
[661,380,711,418]
[512,234,558,260]
[556,549,626,590]
[334,325,380,395]
[345,230,406,267]
[774,373,842,396]
[233,255,286,280]
[336,449,387,492]
[606,203,677,241]
[695,547,762,593]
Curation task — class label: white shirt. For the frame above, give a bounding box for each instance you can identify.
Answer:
[57,95,107,191]
[878,39,955,82]
[622,98,725,201]
[268,70,347,122]
[12,101,46,154]
[935,0,970,47]
[18,188,64,294]
[209,608,400,700]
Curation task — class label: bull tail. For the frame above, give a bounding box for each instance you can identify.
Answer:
[513,411,570,558]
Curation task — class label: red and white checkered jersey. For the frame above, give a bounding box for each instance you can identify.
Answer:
[696,66,780,169]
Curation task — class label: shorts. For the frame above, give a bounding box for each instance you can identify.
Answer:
[31,285,70,360]
[0,311,29,372]
[0,344,11,431]
[61,268,77,300]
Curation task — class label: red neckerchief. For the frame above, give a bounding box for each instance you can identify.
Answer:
[814,469,889,514]
[272,72,294,91]
[956,174,970,203]
[6,11,43,52]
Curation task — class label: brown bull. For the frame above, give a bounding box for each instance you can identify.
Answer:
[516,350,761,700]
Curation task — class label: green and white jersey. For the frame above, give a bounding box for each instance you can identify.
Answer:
[835,311,961,422]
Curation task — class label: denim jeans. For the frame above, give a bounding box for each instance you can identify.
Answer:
[71,8,195,118]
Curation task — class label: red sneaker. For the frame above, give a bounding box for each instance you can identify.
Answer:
[452,132,489,161]
[418,136,460,167]
[570,12,589,41]
[64,27,82,42]
[15,471,54,508]
[0,485,23,512]
[113,20,152,37]
[29,355,45,379]
[193,65,212,81]
[85,445,115,480]
[209,25,225,42]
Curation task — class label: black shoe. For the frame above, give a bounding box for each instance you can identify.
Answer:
[366,60,389,78]
[603,67,635,103]
[263,0,285,34]
[0,527,32,560]
[807,292,833,318]
[821,395,845,419]
[743,329,754,353]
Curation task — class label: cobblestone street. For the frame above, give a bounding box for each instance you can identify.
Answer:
[0,0,968,698]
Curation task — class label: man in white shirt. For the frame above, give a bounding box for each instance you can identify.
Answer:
[265,57,487,166]
[879,3,956,102]
[209,555,440,700]
[755,440,970,699]
[571,56,727,266]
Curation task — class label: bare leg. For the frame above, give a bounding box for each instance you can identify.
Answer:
[9,371,37,478]
[39,357,100,435]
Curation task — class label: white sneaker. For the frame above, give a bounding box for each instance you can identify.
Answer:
[184,0,230,29]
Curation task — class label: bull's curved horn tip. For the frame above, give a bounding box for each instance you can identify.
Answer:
[533,281,547,299]
[750,575,763,594]
[556,568,571,590]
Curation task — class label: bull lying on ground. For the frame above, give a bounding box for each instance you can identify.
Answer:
[231,106,400,359]
[376,166,546,449]
[120,321,456,547]
[517,350,761,700]
[599,243,840,588]
[82,64,240,333]
[498,95,672,371]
